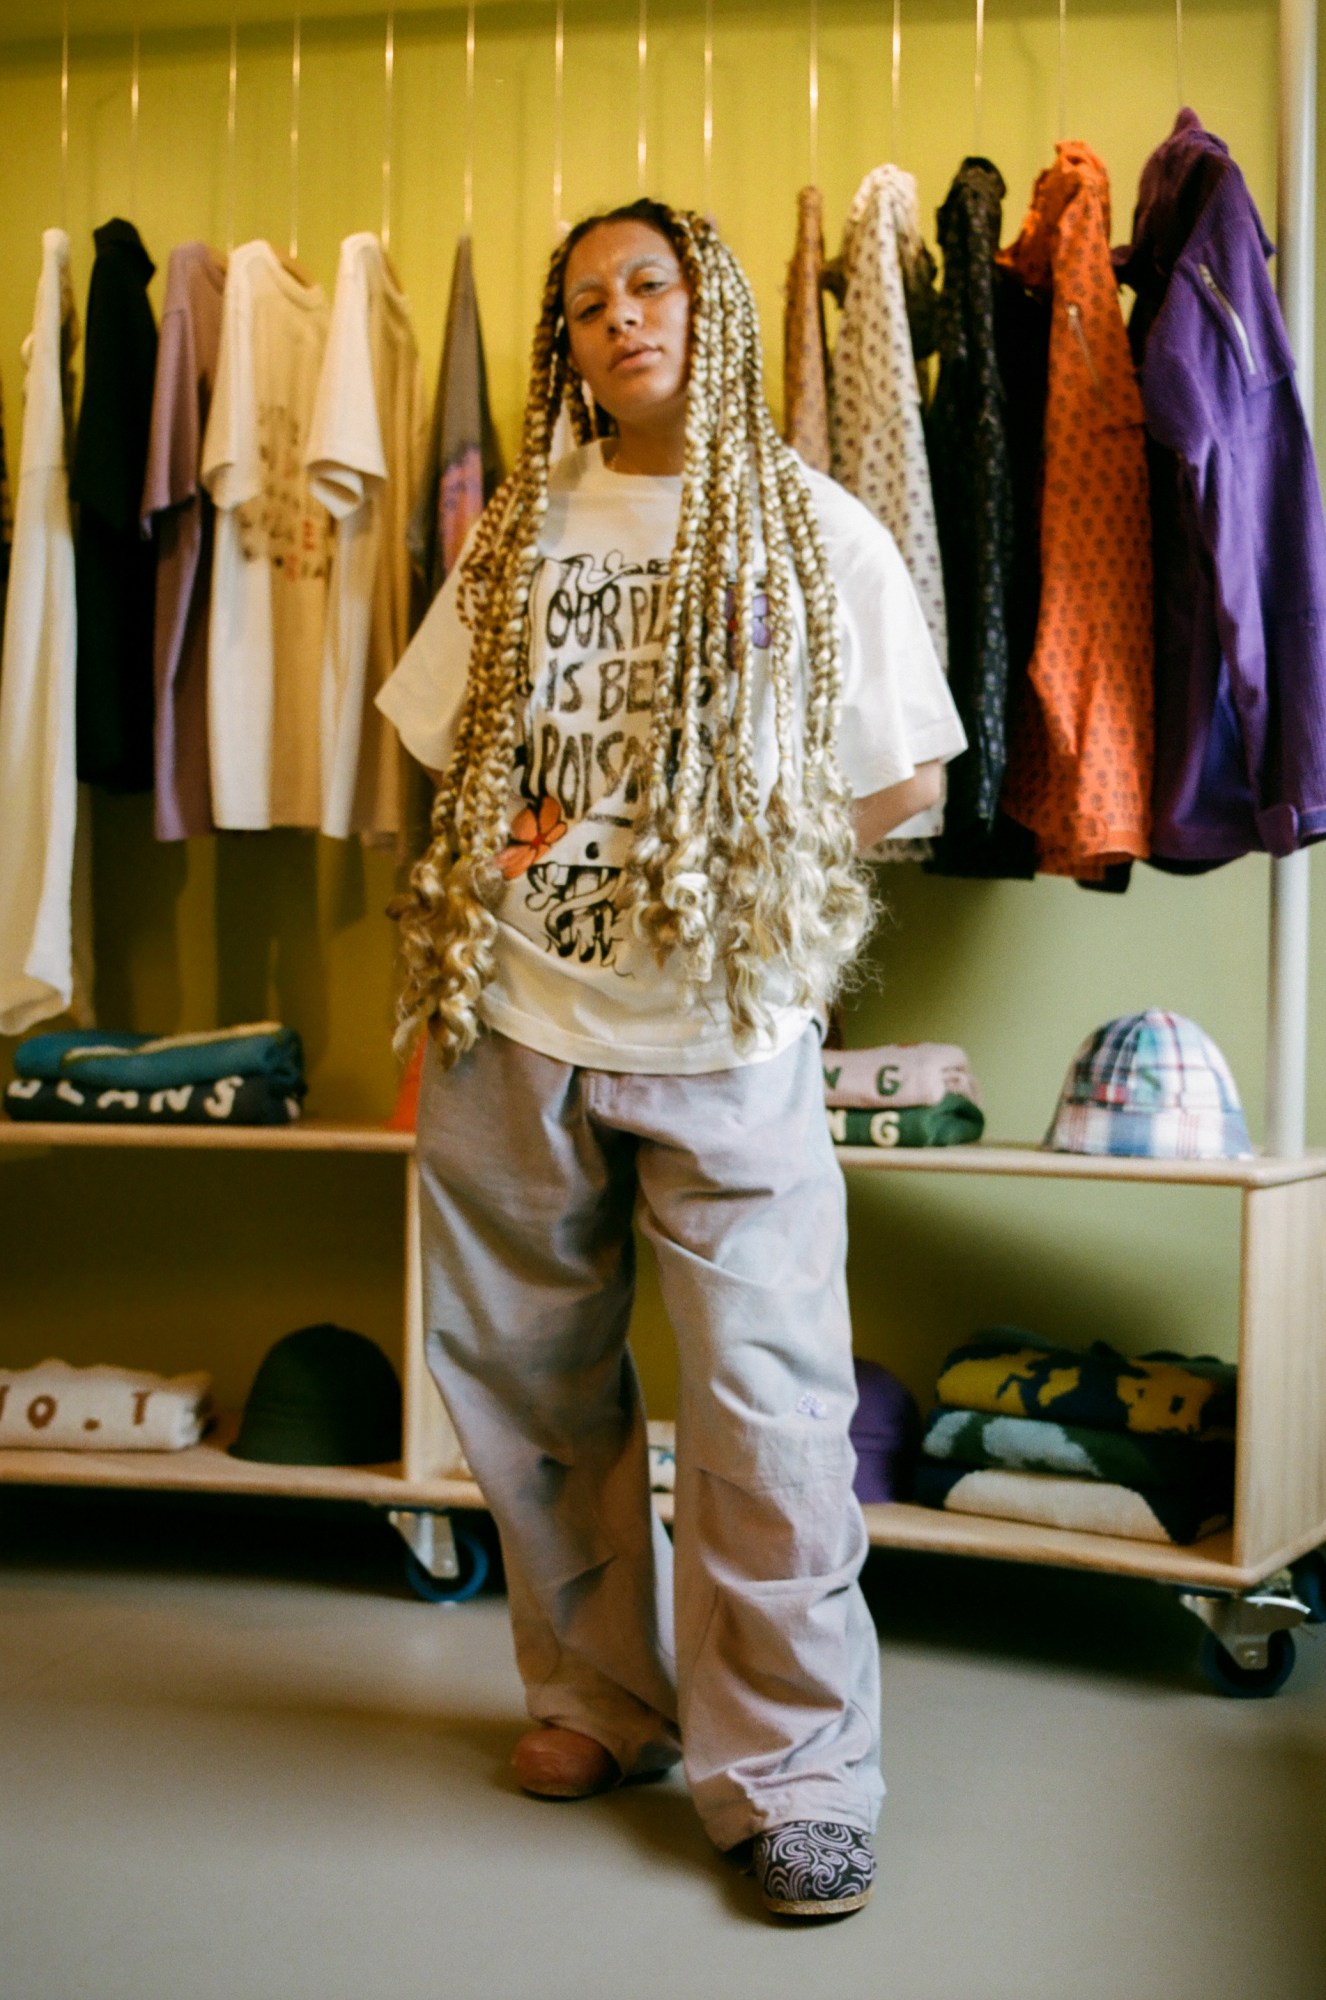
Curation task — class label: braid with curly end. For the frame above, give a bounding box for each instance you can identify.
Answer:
[392,197,875,1064]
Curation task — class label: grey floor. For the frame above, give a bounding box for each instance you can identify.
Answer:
[2,1491,1325,2000]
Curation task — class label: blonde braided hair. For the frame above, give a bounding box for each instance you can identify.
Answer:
[392,200,874,1063]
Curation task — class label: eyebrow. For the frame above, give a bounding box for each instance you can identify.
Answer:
[565,254,679,303]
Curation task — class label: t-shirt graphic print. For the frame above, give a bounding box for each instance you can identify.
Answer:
[495,544,686,974]
[377,441,966,1074]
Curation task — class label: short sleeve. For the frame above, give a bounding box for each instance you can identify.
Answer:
[817,477,967,796]
[306,243,386,519]
[201,260,257,513]
[374,527,478,770]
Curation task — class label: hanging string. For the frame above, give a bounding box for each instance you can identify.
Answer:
[289,7,302,260]
[130,26,140,217]
[226,9,238,252]
[637,0,648,196]
[552,0,565,235]
[973,0,985,153]
[807,0,820,188]
[463,0,475,233]
[1174,0,1185,106]
[1058,0,1068,137]
[382,7,394,251]
[60,0,70,231]
[891,0,902,160]
[703,0,714,213]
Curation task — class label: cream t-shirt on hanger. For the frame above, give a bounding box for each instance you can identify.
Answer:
[378,441,966,1074]
[201,240,332,830]
[306,232,428,844]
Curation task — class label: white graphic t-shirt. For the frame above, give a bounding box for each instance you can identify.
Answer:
[377,442,965,1074]
[202,241,331,829]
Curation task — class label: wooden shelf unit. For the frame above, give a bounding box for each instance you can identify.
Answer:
[2,1126,1324,1597]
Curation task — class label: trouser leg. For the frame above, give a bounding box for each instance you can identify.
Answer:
[629,1029,883,1850]
[415,1030,679,1778]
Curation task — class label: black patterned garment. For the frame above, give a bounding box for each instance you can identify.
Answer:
[926,159,1040,880]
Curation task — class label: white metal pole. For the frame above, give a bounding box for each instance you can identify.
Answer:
[1267,0,1316,1158]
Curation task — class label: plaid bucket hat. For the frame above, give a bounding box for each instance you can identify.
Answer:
[1045,1010,1253,1160]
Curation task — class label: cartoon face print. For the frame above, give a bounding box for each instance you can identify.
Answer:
[523,858,625,966]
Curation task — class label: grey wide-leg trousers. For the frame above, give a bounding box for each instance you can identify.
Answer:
[415,1023,883,1851]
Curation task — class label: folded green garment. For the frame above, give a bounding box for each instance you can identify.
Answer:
[827,1094,984,1148]
[922,1407,1235,1494]
[913,1461,1230,1545]
[935,1328,1236,1437]
[5,1073,302,1127]
[16,1023,304,1092]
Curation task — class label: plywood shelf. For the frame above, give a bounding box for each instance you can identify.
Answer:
[0,1118,414,1153]
[833,1141,1326,1189]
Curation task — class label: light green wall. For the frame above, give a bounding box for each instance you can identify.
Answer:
[0,0,1317,1419]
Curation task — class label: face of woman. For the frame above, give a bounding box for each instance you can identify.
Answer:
[562,219,692,436]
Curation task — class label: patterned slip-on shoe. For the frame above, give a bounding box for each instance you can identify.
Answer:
[752,1820,877,1918]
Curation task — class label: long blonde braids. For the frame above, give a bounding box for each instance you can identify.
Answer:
[392,199,874,1063]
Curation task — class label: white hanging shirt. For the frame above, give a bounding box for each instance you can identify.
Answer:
[0,230,93,1035]
[832,165,949,847]
[377,442,966,1074]
[306,233,427,843]
[201,241,332,829]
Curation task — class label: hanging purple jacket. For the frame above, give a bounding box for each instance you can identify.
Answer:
[1117,109,1326,866]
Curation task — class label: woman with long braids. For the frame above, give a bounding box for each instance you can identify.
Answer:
[377,200,964,1920]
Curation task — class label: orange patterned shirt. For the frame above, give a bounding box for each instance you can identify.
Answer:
[997,141,1154,876]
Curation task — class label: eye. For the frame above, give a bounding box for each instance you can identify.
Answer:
[573,301,603,323]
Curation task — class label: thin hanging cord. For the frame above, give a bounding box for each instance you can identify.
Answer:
[891,0,902,160]
[552,0,565,235]
[808,0,820,188]
[60,0,70,231]
[382,7,394,250]
[637,0,648,196]
[1175,0,1185,106]
[463,0,475,233]
[703,0,714,213]
[130,26,140,217]
[1058,0,1068,138]
[289,8,301,260]
[226,11,238,252]
[973,0,985,153]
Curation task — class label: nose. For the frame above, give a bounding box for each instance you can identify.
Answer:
[606,291,642,337]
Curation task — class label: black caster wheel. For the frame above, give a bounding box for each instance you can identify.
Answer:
[403,1521,490,1604]
[1291,1551,1326,1625]
[1199,1628,1296,1698]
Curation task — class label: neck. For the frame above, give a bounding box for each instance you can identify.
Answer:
[608,418,686,477]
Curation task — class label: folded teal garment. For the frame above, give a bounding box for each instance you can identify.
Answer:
[18,1025,305,1092]
[828,1095,984,1148]
[921,1407,1235,1494]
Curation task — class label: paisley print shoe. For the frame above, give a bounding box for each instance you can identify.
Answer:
[752,1820,876,1918]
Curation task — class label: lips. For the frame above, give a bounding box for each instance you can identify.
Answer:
[610,344,659,371]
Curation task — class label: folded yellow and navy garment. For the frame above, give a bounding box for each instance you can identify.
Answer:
[827,1095,984,1148]
[913,1461,1231,1545]
[934,1329,1235,1437]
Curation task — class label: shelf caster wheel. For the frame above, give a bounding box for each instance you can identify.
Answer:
[1290,1551,1326,1625]
[404,1524,489,1604]
[1199,1628,1296,1699]
[388,1508,490,1605]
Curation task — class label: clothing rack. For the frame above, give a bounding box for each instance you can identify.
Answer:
[0,0,1321,1691]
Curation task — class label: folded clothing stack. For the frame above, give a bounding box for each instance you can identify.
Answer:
[914,1326,1236,1544]
[5,1024,306,1128]
[823,1042,984,1149]
[0,1358,213,1450]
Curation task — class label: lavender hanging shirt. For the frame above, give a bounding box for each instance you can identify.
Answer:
[140,242,227,839]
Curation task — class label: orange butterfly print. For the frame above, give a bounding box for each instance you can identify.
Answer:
[496,796,569,879]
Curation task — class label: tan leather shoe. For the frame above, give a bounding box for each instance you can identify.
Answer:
[511,1726,621,1800]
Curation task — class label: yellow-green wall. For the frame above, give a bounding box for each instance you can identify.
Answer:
[0,0,1317,1419]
